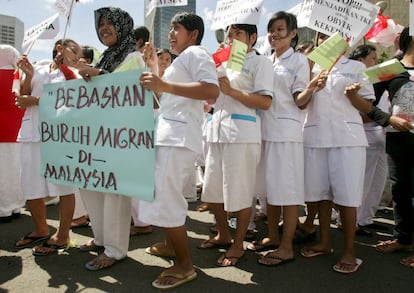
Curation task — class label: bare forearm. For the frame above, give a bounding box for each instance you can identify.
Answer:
[20,74,32,95]
[163,82,219,101]
[228,89,272,110]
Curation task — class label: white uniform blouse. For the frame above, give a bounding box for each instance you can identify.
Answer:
[155,46,218,154]
[206,51,274,144]
[303,57,374,148]
[260,48,309,142]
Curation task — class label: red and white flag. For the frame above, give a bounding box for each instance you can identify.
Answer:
[365,14,404,47]
[12,69,20,96]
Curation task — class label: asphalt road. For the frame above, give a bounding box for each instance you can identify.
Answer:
[0,199,412,293]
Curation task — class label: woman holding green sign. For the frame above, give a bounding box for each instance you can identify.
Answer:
[77,7,146,271]
[198,23,273,267]
[252,11,325,267]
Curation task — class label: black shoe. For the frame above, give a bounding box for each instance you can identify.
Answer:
[355,227,372,236]
[12,212,21,219]
[0,215,13,223]
[359,223,388,231]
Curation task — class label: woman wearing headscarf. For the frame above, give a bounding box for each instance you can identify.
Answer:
[78,7,146,271]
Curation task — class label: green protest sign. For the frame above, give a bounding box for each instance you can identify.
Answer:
[307,32,348,71]
[227,39,247,73]
[39,69,155,200]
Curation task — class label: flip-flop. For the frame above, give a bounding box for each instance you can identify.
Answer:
[85,254,123,271]
[216,252,245,267]
[145,242,175,258]
[32,242,70,256]
[79,239,104,252]
[197,239,232,250]
[257,253,295,267]
[400,255,414,268]
[129,226,153,236]
[246,240,279,252]
[15,232,50,249]
[375,240,413,253]
[333,258,363,274]
[70,220,90,229]
[152,271,197,290]
[300,247,334,258]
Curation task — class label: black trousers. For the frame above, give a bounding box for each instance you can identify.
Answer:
[386,132,414,245]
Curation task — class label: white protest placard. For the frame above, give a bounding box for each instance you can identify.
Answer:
[211,0,263,30]
[296,0,379,46]
[145,0,188,16]
[22,13,60,54]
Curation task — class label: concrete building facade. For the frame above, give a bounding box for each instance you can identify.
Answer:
[0,14,24,52]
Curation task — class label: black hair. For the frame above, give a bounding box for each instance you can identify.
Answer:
[349,44,376,60]
[157,48,175,60]
[267,11,299,49]
[52,38,77,59]
[230,24,258,46]
[81,45,94,63]
[171,12,204,45]
[296,40,314,53]
[399,26,412,55]
[133,26,150,43]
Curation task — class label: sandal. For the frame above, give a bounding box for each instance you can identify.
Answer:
[246,240,279,252]
[15,232,50,249]
[145,242,175,258]
[152,271,197,290]
[197,239,232,250]
[375,240,413,253]
[85,253,124,271]
[400,255,414,268]
[32,241,71,256]
[216,252,245,267]
[79,239,104,252]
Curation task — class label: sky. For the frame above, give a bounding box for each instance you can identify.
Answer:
[1,0,302,61]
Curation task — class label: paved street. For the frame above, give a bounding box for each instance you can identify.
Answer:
[0,200,412,292]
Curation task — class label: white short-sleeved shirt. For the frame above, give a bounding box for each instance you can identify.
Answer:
[17,62,65,142]
[206,51,274,143]
[155,46,218,154]
[260,48,309,142]
[303,57,374,147]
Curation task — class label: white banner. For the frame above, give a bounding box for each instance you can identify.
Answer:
[296,0,379,46]
[22,13,60,54]
[145,0,188,17]
[211,0,264,31]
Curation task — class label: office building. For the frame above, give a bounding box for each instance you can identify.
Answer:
[0,14,24,52]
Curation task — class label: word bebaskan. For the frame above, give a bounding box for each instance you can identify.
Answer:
[54,84,146,110]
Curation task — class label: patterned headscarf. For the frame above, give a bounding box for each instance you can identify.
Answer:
[94,7,136,72]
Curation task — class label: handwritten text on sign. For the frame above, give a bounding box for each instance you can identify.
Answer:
[211,0,263,30]
[296,0,379,46]
[39,69,155,200]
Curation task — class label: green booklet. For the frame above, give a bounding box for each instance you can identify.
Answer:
[362,58,405,83]
[307,32,349,71]
[227,39,247,73]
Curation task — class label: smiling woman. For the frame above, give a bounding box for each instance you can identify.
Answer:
[77,6,147,272]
